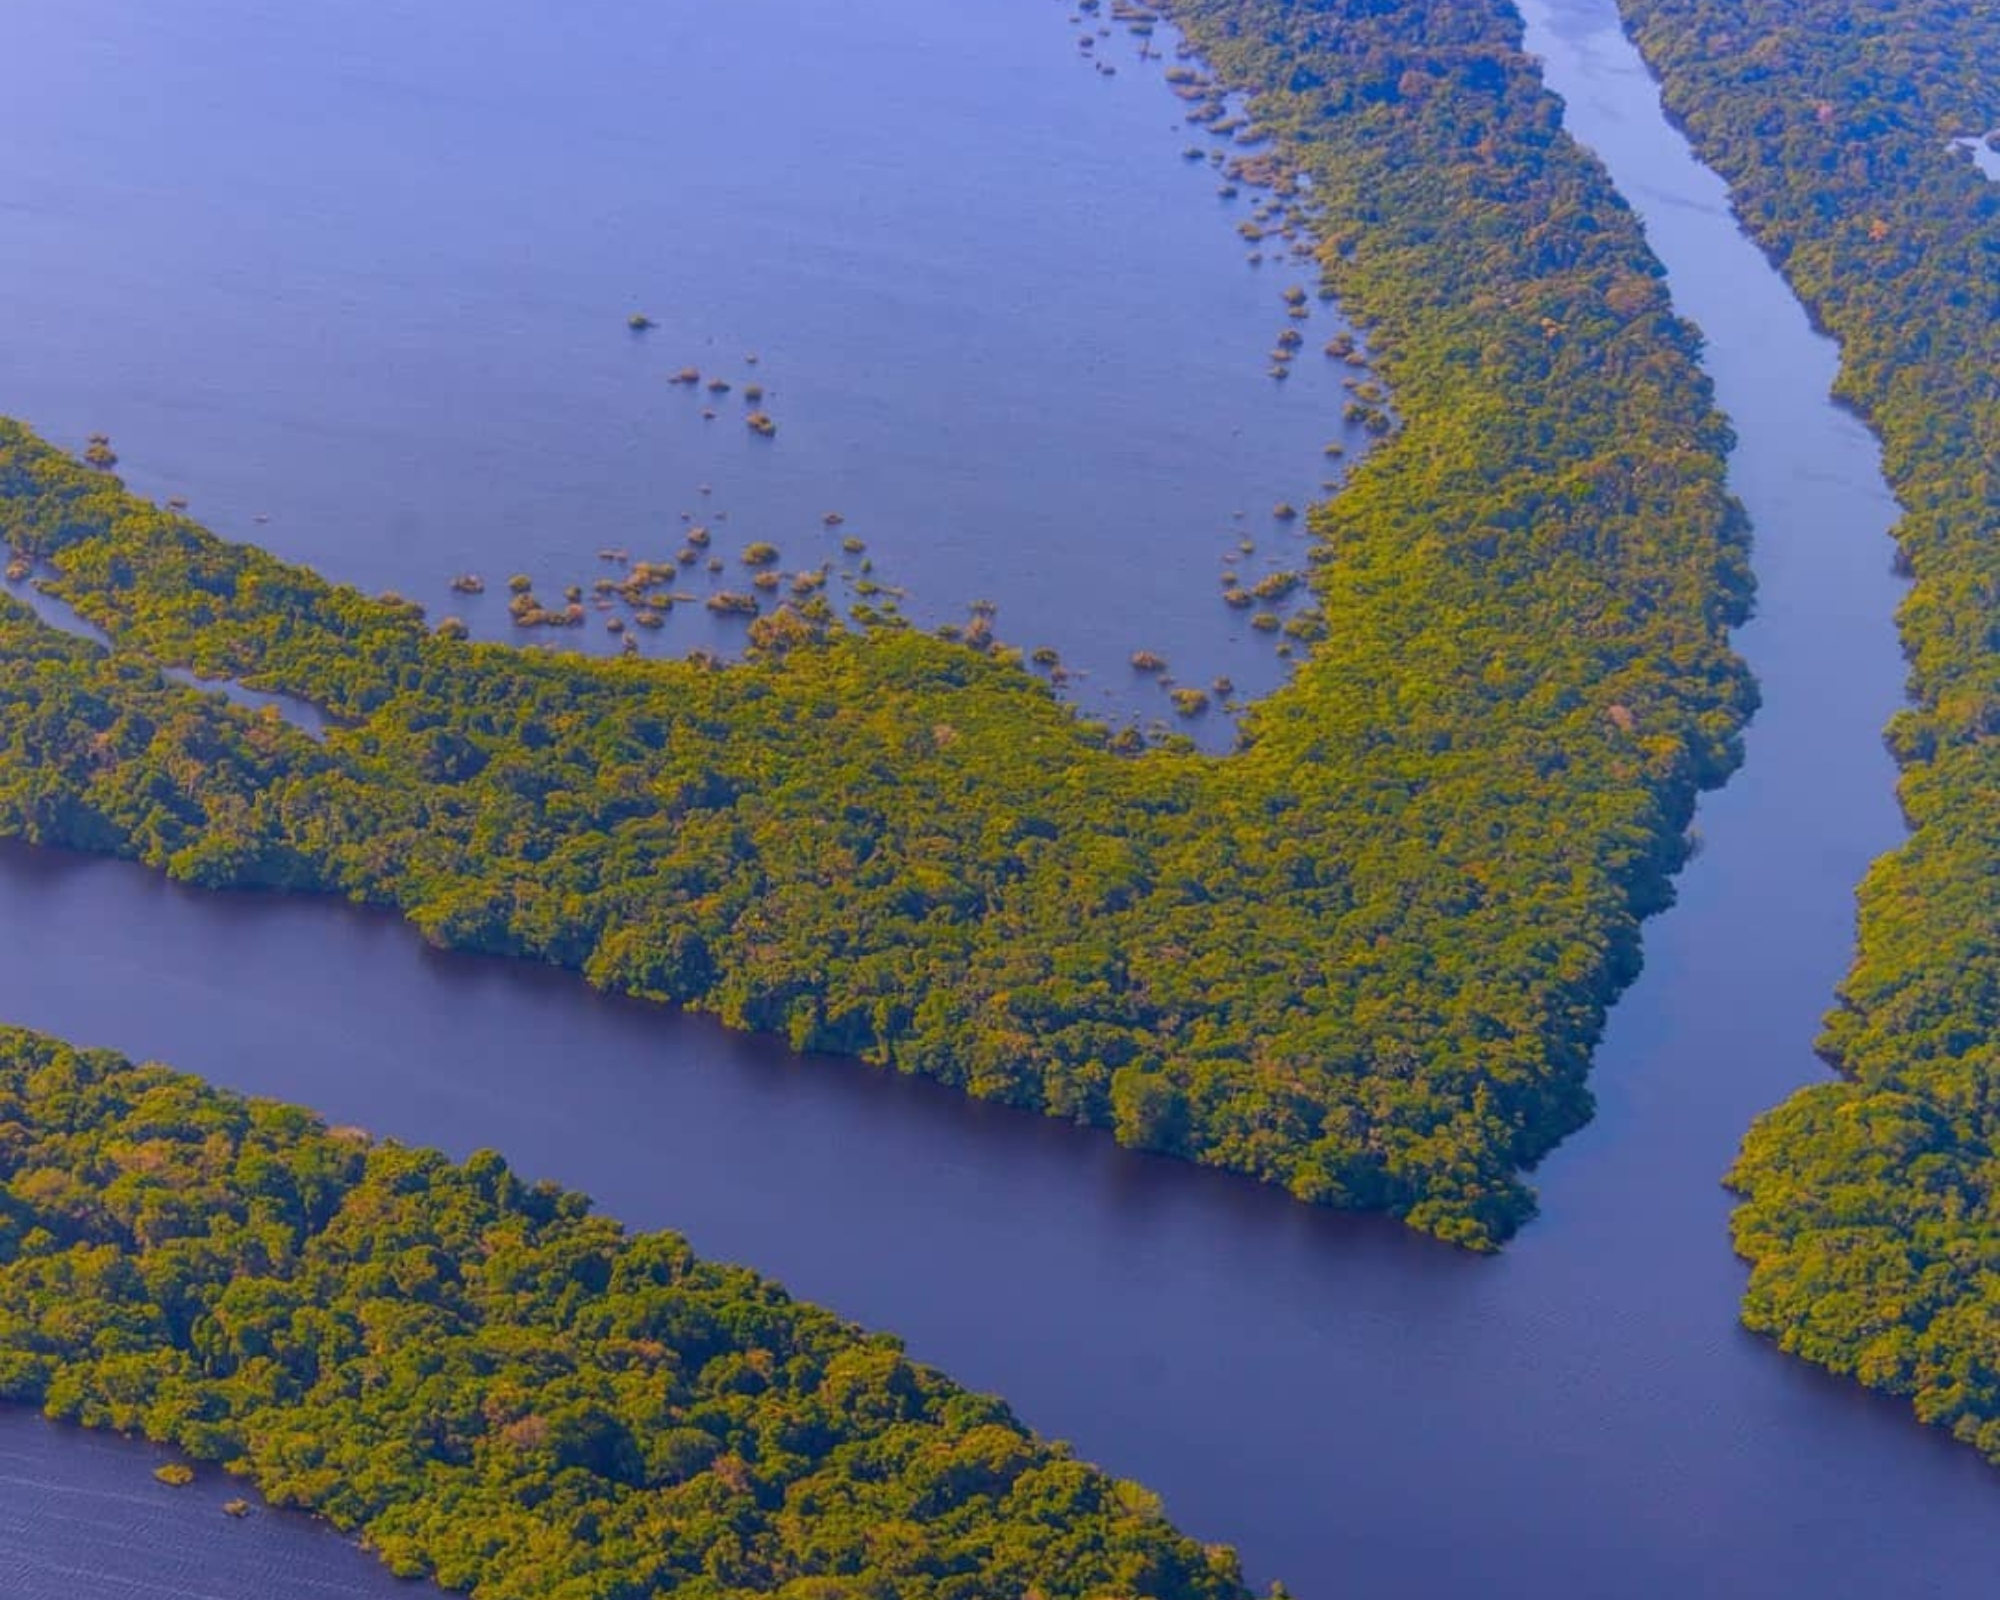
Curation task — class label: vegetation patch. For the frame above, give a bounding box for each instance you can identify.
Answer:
[1616,0,2000,1460]
[0,0,1758,1248]
[0,1029,1255,1600]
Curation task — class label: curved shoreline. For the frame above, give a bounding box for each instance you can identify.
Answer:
[0,0,1363,747]
[0,1409,418,1599]
[1612,0,2000,1470]
[0,0,1997,1594]
[0,0,1756,1246]
[0,1028,1255,1600]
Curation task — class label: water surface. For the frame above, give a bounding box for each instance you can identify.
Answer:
[0,0,1358,742]
[3,0,1999,1596]
[0,1412,412,1599]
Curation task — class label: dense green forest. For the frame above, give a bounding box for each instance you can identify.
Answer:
[1613,0,2000,1458]
[0,1027,1257,1600]
[0,0,1758,1249]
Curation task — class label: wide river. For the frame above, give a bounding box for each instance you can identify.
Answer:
[3,0,1998,1596]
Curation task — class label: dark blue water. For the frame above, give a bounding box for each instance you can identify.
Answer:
[3,0,1999,1597]
[0,0,1360,744]
[0,1413,409,1599]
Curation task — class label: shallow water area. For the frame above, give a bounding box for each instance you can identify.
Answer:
[1951,133,2000,181]
[0,0,1362,746]
[0,1411,419,1599]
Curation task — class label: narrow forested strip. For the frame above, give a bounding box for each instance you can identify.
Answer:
[0,0,1756,1246]
[1613,0,2000,1459]
[0,1027,1256,1600]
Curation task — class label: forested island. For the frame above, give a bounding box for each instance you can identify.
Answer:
[0,0,1758,1249]
[0,1026,1256,1599]
[1615,0,2000,1460]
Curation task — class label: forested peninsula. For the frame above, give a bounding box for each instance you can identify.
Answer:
[0,1027,1255,1599]
[1614,0,2000,1458]
[0,0,1756,1248]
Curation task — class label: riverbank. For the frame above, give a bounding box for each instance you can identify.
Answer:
[0,1026,1256,1600]
[0,0,1358,744]
[0,0,1755,1248]
[1614,0,2000,1467]
[0,1410,415,1599]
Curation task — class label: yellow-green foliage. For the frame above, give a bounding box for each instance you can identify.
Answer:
[0,0,1758,1248]
[0,1029,1252,1600]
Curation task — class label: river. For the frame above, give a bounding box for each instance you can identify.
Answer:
[4,0,1999,1596]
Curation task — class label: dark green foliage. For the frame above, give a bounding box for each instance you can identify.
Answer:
[1611,0,2000,1459]
[0,0,1759,1248]
[0,1027,1253,1600]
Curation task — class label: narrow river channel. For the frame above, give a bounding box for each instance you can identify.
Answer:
[2,0,1998,1595]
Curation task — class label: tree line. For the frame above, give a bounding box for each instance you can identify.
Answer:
[0,0,1759,1247]
[1618,0,2000,1464]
